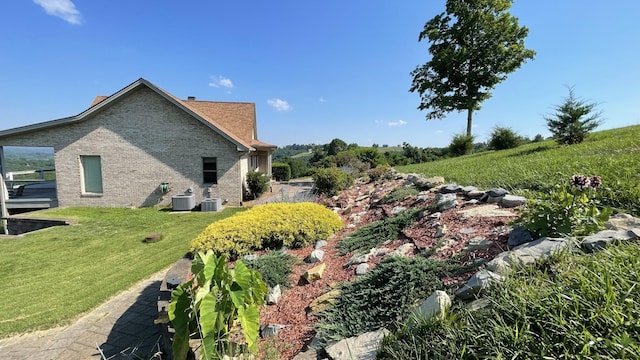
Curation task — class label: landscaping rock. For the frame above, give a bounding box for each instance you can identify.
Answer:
[242,254,258,262]
[315,240,328,249]
[466,237,493,251]
[440,184,463,194]
[391,206,407,215]
[461,186,479,194]
[412,290,451,320]
[487,237,571,274]
[435,193,457,211]
[260,324,287,338]
[435,224,447,238]
[267,285,281,305]
[508,225,533,247]
[292,349,318,360]
[303,263,326,283]
[344,251,372,267]
[308,289,341,316]
[458,204,515,218]
[455,270,504,300]
[500,195,527,208]
[486,188,509,197]
[308,249,325,263]
[325,329,389,360]
[466,190,485,199]
[581,229,638,252]
[390,243,414,257]
[355,263,369,276]
[605,213,640,231]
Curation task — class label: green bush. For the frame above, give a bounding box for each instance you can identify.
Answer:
[378,242,640,359]
[379,185,420,205]
[312,167,354,196]
[245,171,271,200]
[545,87,602,145]
[488,126,524,150]
[367,164,394,182]
[191,202,343,259]
[244,250,297,288]
[316,256,445,341]
[337,205,438,256]
[271,162,291,182]
[448,133,474,156]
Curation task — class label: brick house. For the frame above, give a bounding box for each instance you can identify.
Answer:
[0,78,276,209]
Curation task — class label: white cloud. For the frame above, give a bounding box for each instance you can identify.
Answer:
[318,97,326,103]
[388,119,408,127]
[209,76,234,89]
[33,0,82,25]
[435,130,445,134]
[267,98,292,112]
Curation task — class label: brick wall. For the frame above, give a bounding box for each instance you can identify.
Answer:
[1,86,245,207]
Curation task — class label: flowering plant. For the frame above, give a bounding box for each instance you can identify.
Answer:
[513,175,612,238]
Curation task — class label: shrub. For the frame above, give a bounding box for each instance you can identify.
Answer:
[448,133,474,156]
[379,185,419,204]
[245,171,271,200]
[191,202,343,259]
[367,164,393,182]
[271,162,291,182]
[316,256,445,341]
[337,206,427,255]
[312,167,354,196]
[545,86,602,145]
[244,250,297,288]
[488,126,524,150]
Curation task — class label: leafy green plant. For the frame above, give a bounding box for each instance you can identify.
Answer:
[245,171,271,200]
[513,175,613,238]
[316,256,445,341]
[312,167,354,196]
[488,125,524,150]
[271,163,291,182]
[168,250,267,360]
[244,250,297,288]
[545,86,602,145]
[449,133,474,156]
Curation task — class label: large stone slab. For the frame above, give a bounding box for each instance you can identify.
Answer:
[412,290,451,320]
[581,229,638,252]
[455,270,504,300]
[486,237,570,274]
[458,204,515,218]
[325,329,389,360]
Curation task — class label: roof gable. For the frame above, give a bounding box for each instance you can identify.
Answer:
[0,78,275,151]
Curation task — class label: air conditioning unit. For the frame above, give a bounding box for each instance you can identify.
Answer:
[201,198,222,212]
[172,194,195,211]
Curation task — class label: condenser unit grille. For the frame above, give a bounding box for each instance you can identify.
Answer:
[172,194,195,211]
[201,198,222,212]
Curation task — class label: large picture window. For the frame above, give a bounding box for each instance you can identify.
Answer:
[80,155,103,194]
[203,157,217,184]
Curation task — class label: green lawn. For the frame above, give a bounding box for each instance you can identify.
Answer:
[397,125,640,215]
[0,206,244,338]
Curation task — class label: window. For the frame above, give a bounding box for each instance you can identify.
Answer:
[203,157,217,184]
[80,155,103,194]
[250,155,259,170]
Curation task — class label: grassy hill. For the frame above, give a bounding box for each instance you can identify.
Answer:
[397,125,640,216]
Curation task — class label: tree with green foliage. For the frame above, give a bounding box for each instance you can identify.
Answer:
[326,138,348,156]
[410,0,535,137]
[545,87,602,145]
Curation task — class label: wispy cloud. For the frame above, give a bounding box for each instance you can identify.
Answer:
[435,130,445,134]
[267,98,292,112]
[33,0,82,25]
[388,119,408,127]
[209,75,234,89]
[318,97,326,103]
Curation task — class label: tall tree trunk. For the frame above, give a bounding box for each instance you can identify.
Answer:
[466,108,473,137]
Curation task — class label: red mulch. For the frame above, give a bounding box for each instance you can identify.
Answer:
[257,178,519,359]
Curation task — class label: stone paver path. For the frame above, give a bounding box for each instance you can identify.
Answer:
[0,269,166,360]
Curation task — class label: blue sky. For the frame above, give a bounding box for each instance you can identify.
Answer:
[1,1,639,148]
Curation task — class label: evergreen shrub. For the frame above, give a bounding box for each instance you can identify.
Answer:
[271,163,291,182]
[191,202,343,259]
